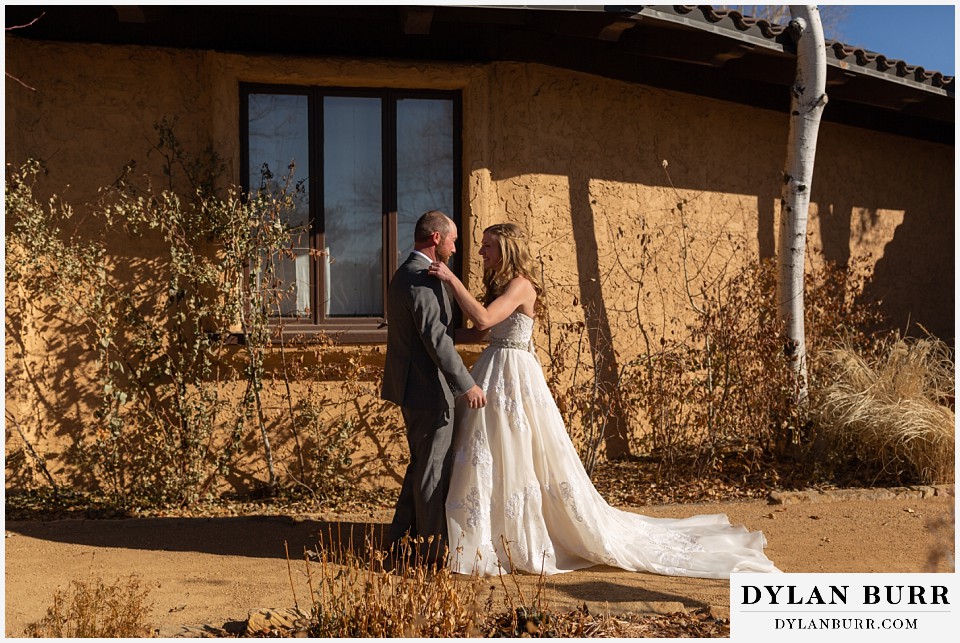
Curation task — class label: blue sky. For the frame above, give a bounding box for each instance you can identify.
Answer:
[817,4,955,76]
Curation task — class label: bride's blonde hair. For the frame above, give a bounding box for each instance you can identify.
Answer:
[481,223,545,317]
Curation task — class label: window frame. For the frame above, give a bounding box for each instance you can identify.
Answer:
[240,83,463,343]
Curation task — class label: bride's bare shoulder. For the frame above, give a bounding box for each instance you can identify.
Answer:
[507,275,537,291]
[506,276,537,315]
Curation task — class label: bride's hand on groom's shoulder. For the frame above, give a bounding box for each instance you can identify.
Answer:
[428,261,454,283]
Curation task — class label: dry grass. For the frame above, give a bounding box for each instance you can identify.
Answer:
[815,335,955,485]
[282,529,728,638]
[299,531,562,637]
[296,530,487,637]
[18,530,727,638]
[23,575,153,638]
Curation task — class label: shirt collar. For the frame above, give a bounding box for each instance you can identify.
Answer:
[412,250,433,263]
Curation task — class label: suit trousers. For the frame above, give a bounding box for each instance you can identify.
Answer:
[388,406,455,563]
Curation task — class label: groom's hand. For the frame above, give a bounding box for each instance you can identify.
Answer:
[463,385,486,408]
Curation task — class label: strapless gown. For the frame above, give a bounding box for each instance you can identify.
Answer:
[445,312,780,579]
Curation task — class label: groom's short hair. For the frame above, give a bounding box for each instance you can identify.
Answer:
[414,210,452,242]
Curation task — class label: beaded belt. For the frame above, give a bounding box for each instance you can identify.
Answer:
[488,338,530,350]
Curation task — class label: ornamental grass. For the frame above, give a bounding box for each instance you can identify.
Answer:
[815,334,955,485]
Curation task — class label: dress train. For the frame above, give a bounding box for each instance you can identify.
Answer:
[445,312,780,579]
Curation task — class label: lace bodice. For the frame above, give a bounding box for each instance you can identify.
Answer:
[487,311,534,345]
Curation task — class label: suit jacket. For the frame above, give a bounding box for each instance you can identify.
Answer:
[381,252,475,410]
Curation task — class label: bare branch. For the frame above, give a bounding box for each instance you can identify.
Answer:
[6,13,46,92]
[6,11,45,31]
[6,71,37,92]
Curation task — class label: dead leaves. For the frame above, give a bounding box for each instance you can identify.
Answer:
[590,458,775,507]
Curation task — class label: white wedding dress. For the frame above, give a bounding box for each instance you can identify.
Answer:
[445,311,780,579]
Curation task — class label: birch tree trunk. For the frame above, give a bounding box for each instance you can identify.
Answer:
[778,5,827,405]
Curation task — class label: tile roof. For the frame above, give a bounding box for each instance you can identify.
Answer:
[666,5,954,94]
[5,3,952,140]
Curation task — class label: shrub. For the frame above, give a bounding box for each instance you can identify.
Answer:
[6,126,374,508]
[544,237,914,489]
[4,154,291,506]
[23,575,153,638]
[299,532,486,637]
[539,157,899,484]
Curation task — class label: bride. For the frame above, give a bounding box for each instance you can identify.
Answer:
[427,222,780,579]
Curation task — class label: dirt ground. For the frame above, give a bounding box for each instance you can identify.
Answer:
[3,491,954,637]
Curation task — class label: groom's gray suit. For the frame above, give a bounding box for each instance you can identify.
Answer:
[382,251,476,561]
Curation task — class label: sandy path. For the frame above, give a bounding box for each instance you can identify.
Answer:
[4,493,954,637]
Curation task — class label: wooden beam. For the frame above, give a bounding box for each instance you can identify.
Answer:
[708,43,755,67]
[113,5,146,24]
[826,70,857,87]
[598,17,638,42]
[897,95,928,109]
[400,7,433,35]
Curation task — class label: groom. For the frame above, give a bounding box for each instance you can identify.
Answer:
[382,210,485,566]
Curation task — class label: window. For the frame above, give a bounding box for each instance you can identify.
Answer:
[241,84,461,341]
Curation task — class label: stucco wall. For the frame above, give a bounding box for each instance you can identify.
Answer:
[5,37,953,494]
[472,61,953,346]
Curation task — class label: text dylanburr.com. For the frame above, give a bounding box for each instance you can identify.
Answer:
[730,573,956,640]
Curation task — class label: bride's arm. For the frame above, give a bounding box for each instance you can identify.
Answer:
[429,262,533,330]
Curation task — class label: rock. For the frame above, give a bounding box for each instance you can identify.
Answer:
[246,607,309,635]
[839,488,899,502]
[933,484,955,497]
[769,485,955,505]
[768,490,820,504]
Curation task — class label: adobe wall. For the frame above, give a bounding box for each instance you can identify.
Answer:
[472,61,953,349]
[5,37,953,495]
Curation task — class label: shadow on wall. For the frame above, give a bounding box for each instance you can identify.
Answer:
[860,207,955,345]
[814,199,853,268]
[568,174,631,458]
[481,71,952,461]
[4,251,170,493]
[806,133,954,344]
